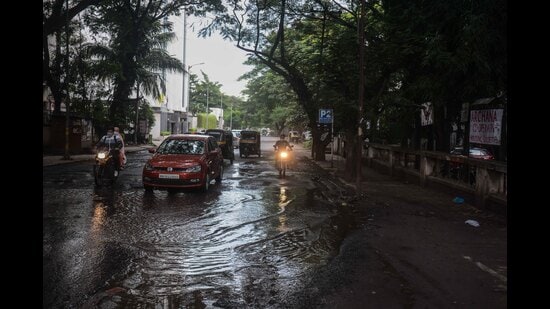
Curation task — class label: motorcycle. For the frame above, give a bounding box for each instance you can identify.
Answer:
[274,144,293,177]
[93,146,120,186]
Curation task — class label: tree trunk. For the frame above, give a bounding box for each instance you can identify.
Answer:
[48,31,63,114]
[110,72,134,126]
[344,130,357,181]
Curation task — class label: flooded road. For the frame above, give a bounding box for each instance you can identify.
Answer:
[43,137,355,308]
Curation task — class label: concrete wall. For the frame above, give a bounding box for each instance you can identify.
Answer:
[365,143,507,213]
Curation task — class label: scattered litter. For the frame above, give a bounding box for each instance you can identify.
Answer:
[465,219,480,227]
[341,202,347,206]
[453,196,465,204]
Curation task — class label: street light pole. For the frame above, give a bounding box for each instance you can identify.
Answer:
[220,94,223,129]
[230,100,233,130]
[185,62,204,131]
[135,78,139,144]
[205,86,209,129]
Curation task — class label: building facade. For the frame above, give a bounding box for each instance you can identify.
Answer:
[149,10,190,139]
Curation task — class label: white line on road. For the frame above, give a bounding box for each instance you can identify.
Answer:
[463,255,507,283]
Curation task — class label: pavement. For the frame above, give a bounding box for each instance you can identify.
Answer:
[42,140,162,167]
[291,145,507,308]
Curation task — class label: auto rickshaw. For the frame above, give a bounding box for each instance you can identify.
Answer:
[206,129,235,164]
[239,130,261,158]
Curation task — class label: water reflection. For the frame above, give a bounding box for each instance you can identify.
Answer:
[91,203,106,233]
[278,186,289,233]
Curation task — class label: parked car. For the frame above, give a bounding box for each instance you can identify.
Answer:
[450,146,494,160]
[142,134,224,192]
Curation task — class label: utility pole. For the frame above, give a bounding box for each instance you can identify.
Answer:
[356,0,366,194]
[135,78,139,144]
[62,0,71,160]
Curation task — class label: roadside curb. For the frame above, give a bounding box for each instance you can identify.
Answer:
[43,145,152,167]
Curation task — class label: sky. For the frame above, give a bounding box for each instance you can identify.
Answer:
[186,15,251,98]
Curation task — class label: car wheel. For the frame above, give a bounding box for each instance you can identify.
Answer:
[144,185,153,193]
[215,164,223,182]
[202,173,210,192]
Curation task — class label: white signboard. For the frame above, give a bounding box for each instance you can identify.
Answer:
[469,109,503,145]
[420,102,433,126]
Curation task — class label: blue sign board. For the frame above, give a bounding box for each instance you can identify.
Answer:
[319,109,333,124]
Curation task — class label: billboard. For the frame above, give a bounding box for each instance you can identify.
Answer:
[469,109,503,145]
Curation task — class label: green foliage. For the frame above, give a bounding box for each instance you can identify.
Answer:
[189,71,224,116]
[160,131,171,136]
[197,113,218,129]
[241,66,307,132]
[208,0,505,151]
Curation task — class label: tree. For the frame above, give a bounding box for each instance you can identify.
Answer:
[188,71,223,116]
[84,0,187,128]
[240,63,306,133]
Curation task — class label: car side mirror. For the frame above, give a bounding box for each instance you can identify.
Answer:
[148,148,156,153]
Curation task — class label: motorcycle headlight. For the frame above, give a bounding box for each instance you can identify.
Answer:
[97,152,107,159]
[144,162,154,171]
[280,151,288,158]
[183,165,201,173]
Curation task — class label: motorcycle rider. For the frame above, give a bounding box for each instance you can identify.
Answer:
[273,134,293,166]
[113,126,126,169]
[274,134,291,150]
[96,128,123,171]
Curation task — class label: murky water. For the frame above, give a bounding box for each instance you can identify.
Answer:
[43,142,355,308]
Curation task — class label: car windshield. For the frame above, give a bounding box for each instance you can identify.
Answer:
[157,139,205,155]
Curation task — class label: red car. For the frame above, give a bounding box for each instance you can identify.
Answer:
[450,146,494,160]
[142,134,224,192]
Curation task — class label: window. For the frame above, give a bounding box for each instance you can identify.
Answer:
[157,139,205,155]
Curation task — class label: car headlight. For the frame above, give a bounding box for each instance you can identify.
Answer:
[183,165,201,173]
[97,152,107,159]
[280,151,288,158]
[144,162,154,171]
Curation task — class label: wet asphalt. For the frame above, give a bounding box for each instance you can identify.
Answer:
[43,137,355,308]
